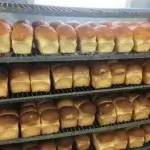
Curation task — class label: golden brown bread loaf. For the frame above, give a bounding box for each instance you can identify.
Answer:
[49,21,64,29]
[125,64,142,85]
[39,141,56,150]
[0,107,19,140]
[52,65,72,90]
[35,25,59,54]
[20,103,41,137]
[113,96,133,122]
[131,95,150,120]
[74,98,96,126]
[75,135,91,150]
[73,65,90,87]
[112,25,134,52]
[96,96,116,125]
[114,129,128,149]
[0,68,8,97]
[56,23,77,53]
[94,25,115,53]
[76,24,97,53]
[128,127,145,148]
[130,26,150,52]
[12,23,33,54]
[10,65,30,93]
[110,62,126,84]
[143,62,150,84]
[0,19,12,28]
[39,101,60,134]
[59,106,78,128]
[57,137,73,150]
[67,21,80,28]
[30,65,51,92]
[0,22,11,53]
[32,20,49,29]
[91,63,112,88]
[142,124,150,142]
[93,132,115,150]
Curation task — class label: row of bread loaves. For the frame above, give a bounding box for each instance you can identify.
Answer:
[20,98,96,138]
[93,93,150,126]
[93,124,150,150]
[1,19,150,54]
[1,60,150,97]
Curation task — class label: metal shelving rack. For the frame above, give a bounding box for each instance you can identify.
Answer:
[1,2,150,150]
[1,84,150,104]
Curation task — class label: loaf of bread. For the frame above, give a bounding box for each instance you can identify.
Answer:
[56,24,77,53]
[10,65,30,93]
[57,99,78,128]
[0,68,8,97]
[75,135,91,150]
[32,20,49,29]
[0,107,19,140]
[94,25,114,53]
[114,129,128,149]
[112,25,133,52]
[96,96,116,125]
[113,96,133,122]
[128,127,145,148]
[130,26,150,52]
[20,102,41,137]
[52,65,72,90]
[110,62,126,84]
[131,95,150,120]
[93,132,115,150]
[35,25,59,54]
[142,124,150,142]
[39,141,56,150]
[74,98,96,126]
[30,65,51,92]
[0,22,11,53]
[76,24,97,53]
[125,64,142,85]
[91,63,112,88]
[57,137,73,150]
[12,23,33,54]
[49,21,64,29]
[38,101,60,134]
[73,65,90,87]
[59,105,78,128]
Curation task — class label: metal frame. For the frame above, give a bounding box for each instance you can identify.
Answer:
[1,84,150,104]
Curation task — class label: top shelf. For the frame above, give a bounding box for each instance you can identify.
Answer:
[1,3,150,18]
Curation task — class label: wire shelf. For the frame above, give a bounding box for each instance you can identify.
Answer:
[0,3,150,18]
[0,118,149,145]
[1,52,150,63]
[0,84,150,104]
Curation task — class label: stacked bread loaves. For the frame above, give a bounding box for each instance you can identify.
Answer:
[0,19,150,54]
[92,126,150,150]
